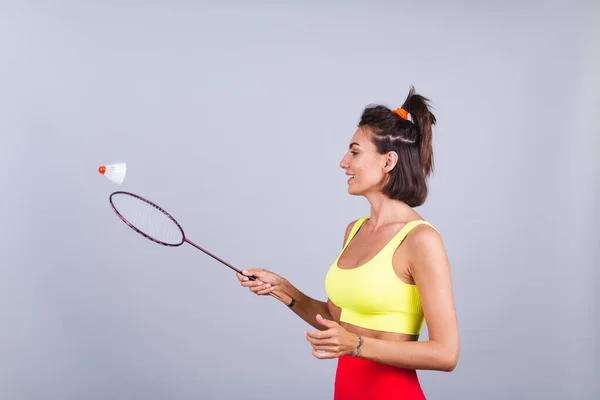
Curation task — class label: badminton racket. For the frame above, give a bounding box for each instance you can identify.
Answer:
[108,191,294,306]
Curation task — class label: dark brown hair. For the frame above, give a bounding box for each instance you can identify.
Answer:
[358,86,437,207]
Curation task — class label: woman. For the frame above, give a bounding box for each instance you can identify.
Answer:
[237,86,459,399]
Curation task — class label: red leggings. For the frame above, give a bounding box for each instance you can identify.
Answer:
[334,356,426,399]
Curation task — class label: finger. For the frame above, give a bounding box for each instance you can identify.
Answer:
[242,269,263,277]
[247,280,272,291]
[255,286,276,296]
[240,279,267,288]
[312,347,338,359]
[312,344,340,353]
[305,329,331,340]
[249,281,277,295]
[239,279,261,288]
[248,281,264,292]
[243,270,267,283]
[316,314,338,329]
[305,334,337,346]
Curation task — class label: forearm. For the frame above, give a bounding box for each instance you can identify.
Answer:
[360,337,459,372]
[278,280,333,330]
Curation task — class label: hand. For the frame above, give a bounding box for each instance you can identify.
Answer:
[305,314,361,359]
[236,268,287,296]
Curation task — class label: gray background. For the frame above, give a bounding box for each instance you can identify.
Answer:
[1,1,598,399]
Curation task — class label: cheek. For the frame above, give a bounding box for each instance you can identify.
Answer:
[357,158,376,174]
[359,161,385,183]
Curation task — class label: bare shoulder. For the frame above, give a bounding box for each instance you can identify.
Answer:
[404,222,449,270]
[406,222,444,247]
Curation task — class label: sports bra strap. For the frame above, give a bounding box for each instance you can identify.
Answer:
[343,217,369,249]
[343,218,436,252]
[382,220,436,255]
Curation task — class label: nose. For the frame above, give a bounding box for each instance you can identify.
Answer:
[339,153,350,169]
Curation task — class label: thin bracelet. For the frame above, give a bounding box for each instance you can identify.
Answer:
[354,334,363,357]
[288,297,296,308]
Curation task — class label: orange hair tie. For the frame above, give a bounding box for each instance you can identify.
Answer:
[393,108,409,120]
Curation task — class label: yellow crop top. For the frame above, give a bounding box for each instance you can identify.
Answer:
[325,217,436,335]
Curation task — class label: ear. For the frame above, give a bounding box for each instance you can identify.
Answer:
[382,151,398,172]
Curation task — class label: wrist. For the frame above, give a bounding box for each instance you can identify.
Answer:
[280,278,292,293]
[279,279,296,308]
[353,334,364,357]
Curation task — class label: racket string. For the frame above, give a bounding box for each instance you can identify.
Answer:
[111,194,184,245]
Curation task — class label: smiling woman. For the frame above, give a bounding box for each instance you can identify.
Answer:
[343,89,435,208]
[237,86,459,400]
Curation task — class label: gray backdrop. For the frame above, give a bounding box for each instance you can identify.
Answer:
[1,1,598,399]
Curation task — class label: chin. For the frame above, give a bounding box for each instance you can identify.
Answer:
[347,187,363,196]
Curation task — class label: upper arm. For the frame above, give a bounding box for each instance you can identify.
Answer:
[407,226,459,357]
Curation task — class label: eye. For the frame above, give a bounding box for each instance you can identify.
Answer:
[350,151,358,156]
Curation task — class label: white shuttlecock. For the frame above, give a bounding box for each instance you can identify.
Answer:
[98,162,127,185]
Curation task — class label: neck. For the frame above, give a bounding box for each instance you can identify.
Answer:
[364,192,414,229]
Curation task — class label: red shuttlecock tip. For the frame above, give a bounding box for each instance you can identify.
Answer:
[98,165,106,175]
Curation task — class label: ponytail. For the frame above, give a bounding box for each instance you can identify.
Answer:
[400,86,437,177]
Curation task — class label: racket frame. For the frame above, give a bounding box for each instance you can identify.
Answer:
[108,191,254,280]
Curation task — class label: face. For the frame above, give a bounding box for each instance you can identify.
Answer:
[339,127,398,196]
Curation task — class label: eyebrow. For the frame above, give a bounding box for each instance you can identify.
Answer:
[349,142,360,149]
